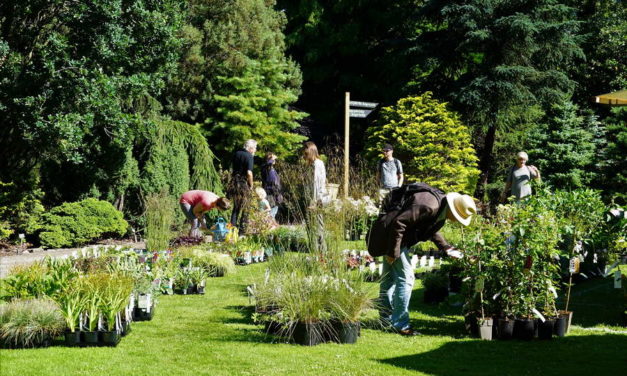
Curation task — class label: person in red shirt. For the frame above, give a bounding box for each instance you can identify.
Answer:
[179,190,230,236]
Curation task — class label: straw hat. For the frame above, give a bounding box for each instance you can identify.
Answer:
[445,193,477,226]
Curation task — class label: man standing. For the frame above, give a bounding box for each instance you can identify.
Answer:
[377,144,404,199]
[229,139,257,233]
[367,183,477,336]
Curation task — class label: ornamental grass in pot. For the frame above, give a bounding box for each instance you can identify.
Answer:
[100,274,133,346]
[0,298,65,348]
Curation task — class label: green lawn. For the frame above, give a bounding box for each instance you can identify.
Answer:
[1,262,625,376]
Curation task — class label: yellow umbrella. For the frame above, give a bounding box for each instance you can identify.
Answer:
[593,90,627,106]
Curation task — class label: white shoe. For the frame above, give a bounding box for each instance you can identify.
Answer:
[446,249,464,259]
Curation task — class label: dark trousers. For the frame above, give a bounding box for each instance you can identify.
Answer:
[230,193,250,233]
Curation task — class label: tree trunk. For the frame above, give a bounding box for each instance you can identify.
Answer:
[475,124,497,200]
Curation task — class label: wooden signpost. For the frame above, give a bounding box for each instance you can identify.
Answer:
[344,92,379,198]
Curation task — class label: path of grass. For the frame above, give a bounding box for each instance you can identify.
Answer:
[1,262,625,376]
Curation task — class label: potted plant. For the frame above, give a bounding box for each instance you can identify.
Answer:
[190,268,208,294]
[55,281,86,346]
[100,274,133,346]
[82,274,104,346]
[328,274,373,344]
[0,298,65,348]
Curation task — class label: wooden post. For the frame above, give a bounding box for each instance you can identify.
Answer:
[344,92,350,199]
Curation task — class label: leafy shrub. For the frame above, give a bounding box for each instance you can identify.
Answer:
[365,93,480,193]
[0,298,65,348]
[1,258,78,301]
[38,198,128,248]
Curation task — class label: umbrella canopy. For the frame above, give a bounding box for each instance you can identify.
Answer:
[593,90,627,106]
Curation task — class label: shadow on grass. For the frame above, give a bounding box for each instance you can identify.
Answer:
[555,277,624,328]
[378,334,627,376]
[222,305,256,325]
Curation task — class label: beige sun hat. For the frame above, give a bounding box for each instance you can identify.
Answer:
[445,192,477,226]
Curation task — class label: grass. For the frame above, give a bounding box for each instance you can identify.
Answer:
[1,262,625,376]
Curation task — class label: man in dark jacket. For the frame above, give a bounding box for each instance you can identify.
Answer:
[229,139,257,233]
[368,185,477,335]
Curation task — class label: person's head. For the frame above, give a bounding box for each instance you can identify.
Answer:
[444,193,477,226]
[265,152,277,164]
[515,151,528,168]
[382,144,394,159]
[302,141,319,164]
[255,187,267,200]
[244,139,258,155]
[216,197,231,211]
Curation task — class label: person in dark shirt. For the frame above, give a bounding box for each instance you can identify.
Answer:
[228,139,257,232]
[260,152,283,219]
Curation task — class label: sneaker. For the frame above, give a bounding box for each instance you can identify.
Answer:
[398,328,420,336]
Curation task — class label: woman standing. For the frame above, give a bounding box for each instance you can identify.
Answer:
[501,151,541,202]
[260,152,283,220]
[179,190,230,237]
[302,141,330,253]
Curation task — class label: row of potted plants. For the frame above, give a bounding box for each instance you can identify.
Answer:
[251,253,375,346]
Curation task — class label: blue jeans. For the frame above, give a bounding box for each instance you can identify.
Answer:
[379,248,415,330]
[180,203,205,237]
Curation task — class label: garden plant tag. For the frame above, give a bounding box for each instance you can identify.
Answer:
[411,255,418,269]
[369,262,376,272]
[378,263,383,276]
[532,308,546,323]
[615,271,622,289]
[569,257,580,273]
[593,253,598,263]
[428,256,435,267]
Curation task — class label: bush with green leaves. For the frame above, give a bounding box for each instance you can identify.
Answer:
[38,199,128,248]
[0,298,65,348]
[365,93,480,193]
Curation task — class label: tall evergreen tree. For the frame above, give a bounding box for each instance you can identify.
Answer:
[416,0,584,198]
[164,0,304,158]
[528,101,601,189]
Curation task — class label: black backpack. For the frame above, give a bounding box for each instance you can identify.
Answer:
[380,183,445,214]
[367,183,445,257]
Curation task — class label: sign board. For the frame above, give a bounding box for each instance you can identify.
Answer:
[349,109,373,118]
[569,257,580,274]
[349,101,379,109]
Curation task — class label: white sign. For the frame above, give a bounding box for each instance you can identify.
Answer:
[428,256,435,268]
[411,255,418,269]
[420,255,427,267]
[349,109,373,118]
[349,101,378,108]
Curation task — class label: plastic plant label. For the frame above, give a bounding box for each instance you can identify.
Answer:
[532,308,546,323]
[411,255,418,269]
[369,262,377,272]
[420,255,427,267]
[428,256,435,267]
[18,233,25,239]
[615,271,622,289]
[474,277,484,292]
[359,265,365,272]
[593,253,598,263]
[138,295,149,309]
[569,257,580,273]
[378,263,383,276]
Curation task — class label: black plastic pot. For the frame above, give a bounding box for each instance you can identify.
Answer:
[292,322,324,346]
[196,285,205,295]
[336,321,360,344]
[553,315,567,337]
[464,316,479,337]
[538,319,555,340]
[514,318,535,341]
[64,330,81,346]
[101,331,121,347]
[121,321,131,337]
[264,320,283,335]
[82,331,99,346]
[424,287,448,304]
[497,318,514,340]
